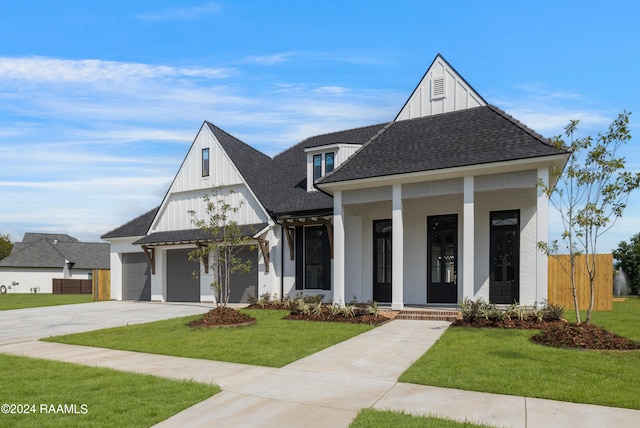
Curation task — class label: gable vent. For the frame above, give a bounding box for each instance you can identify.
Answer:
[431,76,445,100]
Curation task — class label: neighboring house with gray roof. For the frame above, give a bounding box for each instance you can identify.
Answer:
[0,233,109,294]
[102,54,567,307]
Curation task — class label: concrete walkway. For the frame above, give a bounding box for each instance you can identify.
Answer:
[1,302,639,427]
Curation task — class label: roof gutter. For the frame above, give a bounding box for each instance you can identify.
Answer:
[316,153,569,195]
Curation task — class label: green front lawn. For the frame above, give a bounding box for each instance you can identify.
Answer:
[400,297,640,409]
[45,309,374,367]
[350,409,496,428]
[0,354,218,428]
[0,294,93,310]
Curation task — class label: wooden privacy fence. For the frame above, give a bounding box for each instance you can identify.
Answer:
[51,270,110,299]
[52,278,92,294]
[548,254,613,311]
[92,269,111,301]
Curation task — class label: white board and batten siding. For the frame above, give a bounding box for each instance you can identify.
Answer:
[151,124,269,233]
[396,54,485,121]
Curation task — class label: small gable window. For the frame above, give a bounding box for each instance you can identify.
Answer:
[313,154,322,182]
[325,152,334,174]
[202,148,210,177]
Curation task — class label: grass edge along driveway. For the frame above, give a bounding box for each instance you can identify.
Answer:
[0,294,93,310]
[350,409,496,428]
[0,353,218,428]
[45,309,374,368]
[400,297,640,410]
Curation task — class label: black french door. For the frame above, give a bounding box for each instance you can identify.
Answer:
[489,210,520,304]
[427,215,458,303]
[373,220,392,302]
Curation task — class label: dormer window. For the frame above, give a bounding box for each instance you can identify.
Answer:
[313,154,322,182]
[305,143,362,191]
[325,152,334,173]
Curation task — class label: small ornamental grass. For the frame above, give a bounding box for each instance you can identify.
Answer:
[246,293,390,325]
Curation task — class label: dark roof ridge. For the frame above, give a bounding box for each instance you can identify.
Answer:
[271,121,389,160]
[205,121,272,161]
[485,104,554,148]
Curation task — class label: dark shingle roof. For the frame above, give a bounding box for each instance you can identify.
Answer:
[319,105,563,184]
[268,123,387,215]
[133,223,268,246]
[0,237,109,269]
[101,207,159,239]
[206,122,275,211]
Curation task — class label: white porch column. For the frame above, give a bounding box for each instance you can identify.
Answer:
[463,176,475,300]
[537,167,550,302]
[333,190,346,306]
[151,248,165,302]
[392,184,404,310]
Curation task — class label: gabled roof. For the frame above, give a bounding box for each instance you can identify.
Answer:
[318,105,563,184]
[104,54,568,239]
[395,53,487,121]
[0,236,109,269]
[22,233,78,243]
[205,122,274,211]
[101,207,159,239]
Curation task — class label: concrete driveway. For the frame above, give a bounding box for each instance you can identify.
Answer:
[0,301,214,345]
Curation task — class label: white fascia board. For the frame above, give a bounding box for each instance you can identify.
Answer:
[304,143,362,153]
[317,154,568,194]
[253,224,271,239]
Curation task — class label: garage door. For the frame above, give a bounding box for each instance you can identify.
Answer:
[229,246,258,303]
[122,253,151,301]
[166,249,200,302]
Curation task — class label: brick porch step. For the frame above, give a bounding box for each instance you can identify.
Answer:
[396,309,461,322]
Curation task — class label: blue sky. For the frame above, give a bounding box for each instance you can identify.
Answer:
[1,0,639,253]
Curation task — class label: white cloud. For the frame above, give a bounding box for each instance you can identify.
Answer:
[492,82,616,137]
[313,86,348,94]
[0,57,232,83]
[244,53,296,65]
[0,55,408,241]
[136,1,222,21]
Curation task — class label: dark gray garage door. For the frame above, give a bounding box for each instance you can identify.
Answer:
[166,249,200,302]
[229,246,258,303]
[122,253,151,301]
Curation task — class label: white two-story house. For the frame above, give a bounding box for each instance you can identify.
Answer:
[102,54,567,309]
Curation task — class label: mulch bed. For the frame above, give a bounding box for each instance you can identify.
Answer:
[453,317,640,351]
[530,323,640,350]
[285,311,391,325]
[188,306,256,328]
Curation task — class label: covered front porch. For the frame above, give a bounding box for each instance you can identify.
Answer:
[329,167,551,310]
